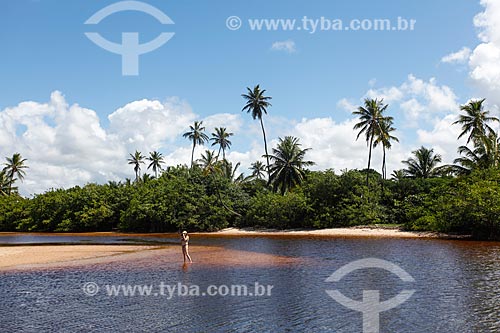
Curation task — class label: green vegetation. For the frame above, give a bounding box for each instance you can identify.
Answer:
[2,92,500,240]
[242,84,272,179]
[183,120,209,169]
[267,136,314,195]
[353,98,394,185]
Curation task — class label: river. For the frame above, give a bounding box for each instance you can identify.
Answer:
[0,234,499,332]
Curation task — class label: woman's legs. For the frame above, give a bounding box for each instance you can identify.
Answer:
[182,245,192,263]
[184,245,192,263]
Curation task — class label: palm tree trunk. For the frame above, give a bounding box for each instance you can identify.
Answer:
[8,176,13,195]
[190,142,196,168]
[382,146,386,180]
[367,134,374,187]
[208,170,241,217]
[259,117,271,181]
[216,147,222,161]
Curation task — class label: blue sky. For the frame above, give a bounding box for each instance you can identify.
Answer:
[1,0,480,114]
[1,0,499,194]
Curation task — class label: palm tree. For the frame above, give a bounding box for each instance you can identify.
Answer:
[183,121,209,168]
[391,169,407,181]
[453,99,499,144]
[197,151,242,217]
[221,160,245,184]
[353,98,390,186]
[267,136,314,195]
[197,150,219,175]
[242,85,272,179]
[402,146,442,179]
[0,170,13,196]
[211,127,233,160]
[147,151,164,178]
[451,145,485,175]
[373,118,398,180]
[3,153,28,195]
[127,150,145,183]
[141,173,154,183]
[450,132,500,175]
[250,160,266,180]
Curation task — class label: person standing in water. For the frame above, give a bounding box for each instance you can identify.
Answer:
[181,231,193,263]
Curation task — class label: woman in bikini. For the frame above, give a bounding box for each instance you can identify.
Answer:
[181,231,193,263]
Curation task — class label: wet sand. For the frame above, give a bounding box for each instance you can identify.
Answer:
[0,244,303,271]
[0,245,161,271]
[0,227,456,271]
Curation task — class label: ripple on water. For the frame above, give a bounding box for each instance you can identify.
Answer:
[0,237,499,332]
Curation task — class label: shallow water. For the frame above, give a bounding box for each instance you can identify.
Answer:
[1,235,499,332]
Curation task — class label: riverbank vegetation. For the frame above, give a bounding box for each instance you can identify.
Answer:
[1,89,500,240]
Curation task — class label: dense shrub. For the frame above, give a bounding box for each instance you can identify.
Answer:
[0,195,28,231]
[243,191,310,229]
[1,167,500,239]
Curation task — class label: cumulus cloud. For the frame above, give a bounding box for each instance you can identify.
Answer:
[202,113,243,134]
[468,0,500,106]
[414,112,499,167]
[439,0,500,108]
[337,98,357,113]
[365,86,404,103]
[0,88,475,196]
[415,114,466,164]
[359,75,459,127]
[290,117,408,175]
[0,92,126,194]
[108,97,195,153]
[338,74,458,127]
[441,47,472,64]
[0,92,245,195]
[271,40,296,53]
[332,74,466,171]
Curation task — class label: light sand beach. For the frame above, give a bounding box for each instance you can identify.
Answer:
[206,227,441,238]
[0,244,304,271]
[0,245,162,271]
[0,227,452,271]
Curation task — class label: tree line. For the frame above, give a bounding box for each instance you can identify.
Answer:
[1,87,500,240]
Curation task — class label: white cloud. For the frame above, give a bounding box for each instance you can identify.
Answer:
[108,97,195,153]
[360,75,459,126]
[0,92,126,193]
[469,0,500,105]
[337,98,357,113]
[474,0,500,43]
[0,92,246,195]
[365,86,404,103]
[331,74,466,170]
[291,117,407,174]
[227,143,267,173]
[469,42,500,106]
[415,109,500,166]
[416,114,466,164]
[202,113,243,134]
[271,40,296,53]
[441,47,472,64]
[440,0,500,107]
[0,88,477,196]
